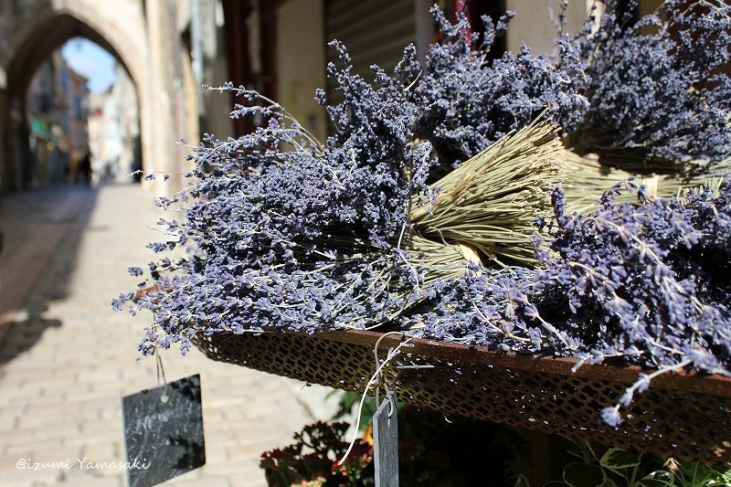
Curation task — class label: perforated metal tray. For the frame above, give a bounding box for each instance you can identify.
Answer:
[194,329,731,467]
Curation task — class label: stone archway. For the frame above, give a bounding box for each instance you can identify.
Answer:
[0,0,155,192]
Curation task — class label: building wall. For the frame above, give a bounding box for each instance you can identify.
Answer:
[25,58,56,185]
[0,0,225,195]
[86,62,140,183]
[64,54,90,169]
[505,0,596,54]
[276,0,328,145]
[24,50,88,186]
[189,0,233,143]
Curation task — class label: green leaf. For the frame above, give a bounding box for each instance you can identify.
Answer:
[600,448,642,470]
[588,442,611,463]
[563,462,608,487]
[678,461,731,486]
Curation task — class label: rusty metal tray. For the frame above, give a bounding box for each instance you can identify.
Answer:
[193,329,731,467]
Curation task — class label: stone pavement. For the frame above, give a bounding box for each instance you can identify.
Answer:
[0,183,339,487]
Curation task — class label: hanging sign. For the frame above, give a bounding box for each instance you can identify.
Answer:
[121,374,206,487]
[373,390,399,487]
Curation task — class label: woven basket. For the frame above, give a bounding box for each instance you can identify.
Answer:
[193,329,731,468]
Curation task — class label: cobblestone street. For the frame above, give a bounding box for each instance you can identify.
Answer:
[0,183,336,487]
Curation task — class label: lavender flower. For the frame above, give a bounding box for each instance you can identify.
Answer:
[568,0,731,167]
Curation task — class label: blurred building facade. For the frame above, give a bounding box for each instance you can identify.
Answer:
[87,62,141,184]
[0,0,655,196]
[25,50,88,186]
[25,54,62,185]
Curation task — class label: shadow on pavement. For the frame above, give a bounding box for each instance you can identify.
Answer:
[0,184,99,366]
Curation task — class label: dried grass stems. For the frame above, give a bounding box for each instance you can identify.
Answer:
[400,120,728,286]
[561,150,729,214]
[407,120,564,268]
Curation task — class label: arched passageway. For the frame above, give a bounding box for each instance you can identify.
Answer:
[0,0,150,192]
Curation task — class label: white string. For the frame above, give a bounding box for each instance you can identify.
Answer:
[337,334,412,466]
[155,346,169,403]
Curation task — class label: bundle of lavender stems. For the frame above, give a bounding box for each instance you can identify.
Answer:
[115,0,731,425]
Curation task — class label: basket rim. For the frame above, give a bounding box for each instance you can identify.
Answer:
[297,329,731,397]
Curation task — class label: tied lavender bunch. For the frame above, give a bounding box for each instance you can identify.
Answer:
[112,25,570,356]
[567,0,731,170]
[113,47,439,356]
[313,41,429,248]
[412,5,589,168]
[533,181,731,425]
[405,180,731,426]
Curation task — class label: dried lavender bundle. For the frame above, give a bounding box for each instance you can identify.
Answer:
[567,0,731,168]
[412,5,588,169]
[404,181,731,425]
[113,1,731,427]
[409,120,564,267]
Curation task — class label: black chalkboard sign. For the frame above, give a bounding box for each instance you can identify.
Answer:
[122,374,206,487]
[373,391,399,487]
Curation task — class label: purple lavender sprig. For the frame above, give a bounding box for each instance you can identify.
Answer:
[530,182,731,424]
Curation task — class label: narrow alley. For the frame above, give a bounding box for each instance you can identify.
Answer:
[0,183,335,487]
